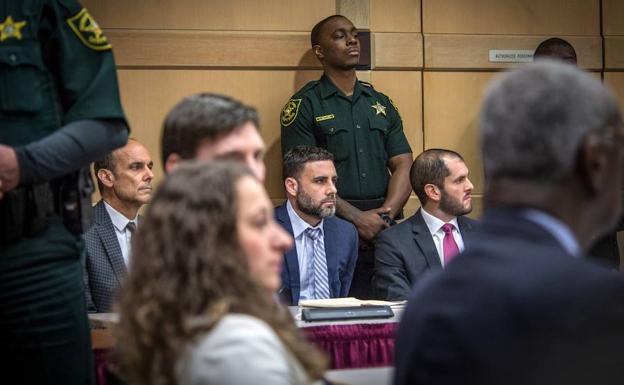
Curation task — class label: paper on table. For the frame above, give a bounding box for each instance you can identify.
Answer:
[299,297,406,308]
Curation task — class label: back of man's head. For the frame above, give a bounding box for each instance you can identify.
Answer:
[534,37,577,65]
[161,93,259,170]
[283,145,334,181]
[480,60,619,186]
[410,149,464,205]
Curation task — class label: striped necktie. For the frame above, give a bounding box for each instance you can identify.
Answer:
[304,227,330,299]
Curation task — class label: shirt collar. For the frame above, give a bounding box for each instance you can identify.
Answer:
[320,74,372,100]
[521,208,581,257]
[420,207,459,236]
[286,200,324,238]
[104,201,138,232]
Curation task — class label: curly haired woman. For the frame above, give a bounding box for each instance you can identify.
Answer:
[116,161,327,385]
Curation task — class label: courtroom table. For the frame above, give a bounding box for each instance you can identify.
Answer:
[90,305,403,384]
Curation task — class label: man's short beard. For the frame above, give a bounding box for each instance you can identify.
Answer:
[296,188,336,219]
[439,188,471,217]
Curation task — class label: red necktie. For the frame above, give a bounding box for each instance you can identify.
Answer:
[441,223,459,266]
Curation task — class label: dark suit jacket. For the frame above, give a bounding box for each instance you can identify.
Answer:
[394,207,624,385]
[373,209,477,300]
[275,203,358,305]
[83,200,129,313]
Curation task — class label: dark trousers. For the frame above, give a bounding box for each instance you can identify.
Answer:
[0,217,93,385]
[348,241,376,299]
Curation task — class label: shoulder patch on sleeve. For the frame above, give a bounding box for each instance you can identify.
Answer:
[280,99,302,127]
[66,8,111,51]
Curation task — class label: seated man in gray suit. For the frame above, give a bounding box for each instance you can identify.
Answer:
[275,146,358,305]
[83,139,154,313]
[373,149,477,300]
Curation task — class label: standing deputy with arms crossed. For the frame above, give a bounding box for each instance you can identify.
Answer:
[0,2,128,384]
[281,15,413,298]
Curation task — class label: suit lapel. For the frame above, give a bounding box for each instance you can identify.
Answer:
[412,209,443,268]
[94,201,127,284]
[275,204,301,304]
[458,216,476,247]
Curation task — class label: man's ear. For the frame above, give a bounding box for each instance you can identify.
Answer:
[285,177,299,197]
[424,183,441,203]
[577,134,610,195]
[97,169,115,189]
[313,45,324,60]
[165,153,181,174]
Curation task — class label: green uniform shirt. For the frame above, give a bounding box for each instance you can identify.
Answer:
[281,75,411,200]
[0,0,126,146]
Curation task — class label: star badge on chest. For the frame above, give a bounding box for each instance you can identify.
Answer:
[371,101,386,116]
[0,16,27,42]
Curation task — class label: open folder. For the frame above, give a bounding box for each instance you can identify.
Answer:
[299,297,406,308]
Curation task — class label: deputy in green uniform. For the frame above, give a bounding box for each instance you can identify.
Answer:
[281,15,413,299]
[0,2,128,384]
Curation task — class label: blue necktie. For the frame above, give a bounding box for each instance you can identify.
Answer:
[305,227,330,299]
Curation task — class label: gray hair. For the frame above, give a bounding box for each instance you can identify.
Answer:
[480,60,620,184]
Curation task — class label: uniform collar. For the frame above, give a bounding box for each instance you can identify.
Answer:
[320,74,372,100]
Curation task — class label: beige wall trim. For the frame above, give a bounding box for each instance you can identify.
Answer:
[107,30,322,68]
[424,34,602,70]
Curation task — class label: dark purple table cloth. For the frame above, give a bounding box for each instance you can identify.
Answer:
[303,322,398,369]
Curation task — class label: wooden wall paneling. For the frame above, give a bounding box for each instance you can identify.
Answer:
[336,0,371,29]
[605,37,624,70]
[373,33,423,69]
[604,73,624,114]
[424,35,602,70]
[370,0,421,32]
[423,72,496,197]
[603,0,624,36]
[82,0,336,31]
[422,0,599,35]
[117,69,323,199]
[107,30,320,68]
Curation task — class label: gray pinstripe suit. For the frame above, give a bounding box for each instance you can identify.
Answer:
[83,200,129,313]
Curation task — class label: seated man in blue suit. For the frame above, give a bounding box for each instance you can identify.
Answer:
[394,61,624,385]
[373,149,477,300]
[276,146,358,305]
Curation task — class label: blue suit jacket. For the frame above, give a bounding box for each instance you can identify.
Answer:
[373,209,478,300]
[394,207,624,385]
[275,202,358,305]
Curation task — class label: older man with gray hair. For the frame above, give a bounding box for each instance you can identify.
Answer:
[394,61,624,385]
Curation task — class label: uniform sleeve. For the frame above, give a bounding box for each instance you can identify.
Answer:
[45,0,126,124]
[280,97,317,155]
[382,94,412,159]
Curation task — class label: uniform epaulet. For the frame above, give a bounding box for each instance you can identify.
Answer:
[293,80,321,97]
[359,81,375,89]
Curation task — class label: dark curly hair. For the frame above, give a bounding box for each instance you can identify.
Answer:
[116,161,327,385]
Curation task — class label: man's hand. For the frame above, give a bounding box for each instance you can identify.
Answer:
[354,207,392,242]
[0,144,20,198]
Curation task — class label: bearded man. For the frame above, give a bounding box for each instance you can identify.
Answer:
[275,145,358,305]
[373,149,478,300]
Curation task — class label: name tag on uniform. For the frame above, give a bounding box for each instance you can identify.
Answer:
[315,114,335,122]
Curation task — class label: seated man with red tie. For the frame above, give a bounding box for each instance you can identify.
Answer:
[373,149,478,300]
[275,146,358,305]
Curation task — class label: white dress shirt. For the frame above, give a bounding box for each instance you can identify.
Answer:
[522,208,581,257]
[104,201,138,267]
[286,200,325,302]
[420,208,466,267]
